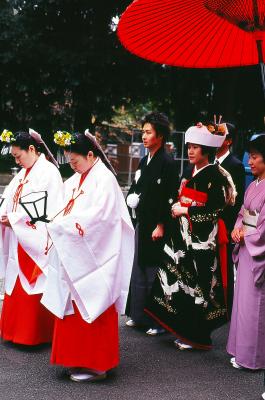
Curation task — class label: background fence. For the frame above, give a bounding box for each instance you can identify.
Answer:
[107,131,188,187]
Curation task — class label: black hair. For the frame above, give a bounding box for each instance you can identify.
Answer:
[66,132,101,157]
[224,122,235,141]
[248,135,265,162]
[141,112,170,144]
[200,145,217,163]
[12,132,43,153]
[64,132,116,175]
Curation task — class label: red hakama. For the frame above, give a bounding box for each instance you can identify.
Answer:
[0,244,54,345]
[0,278,54,345]
[51,303,119,371]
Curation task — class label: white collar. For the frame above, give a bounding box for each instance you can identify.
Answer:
[256,177,265,186]
[216,150,230,165]
[193,163,210,176]
[147,153,152,165]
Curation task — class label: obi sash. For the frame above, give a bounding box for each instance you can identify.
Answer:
[179,186,208,207]
[242,208,259,233]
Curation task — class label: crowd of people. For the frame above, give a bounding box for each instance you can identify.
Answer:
[0,113,264,396]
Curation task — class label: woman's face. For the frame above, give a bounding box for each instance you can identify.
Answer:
[187,143,208,167]
[248,151,265,178]
[11,145,37,169]
[65,151,95,174]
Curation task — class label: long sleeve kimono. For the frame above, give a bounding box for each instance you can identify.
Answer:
[42,159,134,370]
[0,153,63,344]
[227,179,265,369]
[145,164,230,349]
[126,147,178,327]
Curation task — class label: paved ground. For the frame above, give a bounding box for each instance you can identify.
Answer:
[0,316,264,400]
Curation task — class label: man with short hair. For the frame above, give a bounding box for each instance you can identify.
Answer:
[126,112,179,335]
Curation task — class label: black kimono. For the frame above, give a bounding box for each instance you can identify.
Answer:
[145,164,229,347]
[220,153,245,233]
[126,146,178,326]
[219,152,245,318]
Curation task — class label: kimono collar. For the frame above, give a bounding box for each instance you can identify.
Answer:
[146,146,165,165]
[256,177,265,186]
[192,163,211,177]
[78,157,99,189]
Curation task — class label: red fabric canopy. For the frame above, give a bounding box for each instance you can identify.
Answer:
[117,0,265,68]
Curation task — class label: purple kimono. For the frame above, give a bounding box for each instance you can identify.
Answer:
[227,179,265,369]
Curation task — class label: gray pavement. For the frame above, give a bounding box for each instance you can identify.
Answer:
[0,316,264,400]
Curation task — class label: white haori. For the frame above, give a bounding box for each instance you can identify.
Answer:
[0,153,63,295]
[43,159,134,323]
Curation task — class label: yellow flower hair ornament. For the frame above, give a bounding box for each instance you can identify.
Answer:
[0,129,15,143]
[54,131,75,147]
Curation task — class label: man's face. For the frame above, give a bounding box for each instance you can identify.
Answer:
[142,123,162,151]
[217,138,232,154]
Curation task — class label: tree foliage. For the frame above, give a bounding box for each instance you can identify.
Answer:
[0,0,264,146]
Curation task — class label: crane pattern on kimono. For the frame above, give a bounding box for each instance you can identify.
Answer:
[164,244,185,264]
[158,269,208,307]
[180,215,218,251]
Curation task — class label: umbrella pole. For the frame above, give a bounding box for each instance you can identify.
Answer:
[260,62,265,100]
[256,38,265,99]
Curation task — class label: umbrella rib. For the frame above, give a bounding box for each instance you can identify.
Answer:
[179,16,230,67]
[120,1,200,31]
[120,2,203,53]
[118,0,262,67]
[166,8,230,66]
[121,0,184,24]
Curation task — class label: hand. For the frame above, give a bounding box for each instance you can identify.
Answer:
[231,227,244,243]
[171,203,188,218]
[152,224,164,241]
[1,215,11,227]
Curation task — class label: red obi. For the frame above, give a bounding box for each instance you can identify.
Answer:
[179,185,208,207]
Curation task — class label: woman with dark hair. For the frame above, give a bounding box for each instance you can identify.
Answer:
[227,135,265,370]
[0,129,63,345]
[145,123,235,349]
[41,131,134,382]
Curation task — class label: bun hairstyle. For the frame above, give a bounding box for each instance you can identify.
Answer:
[141,112,170,143]
[64,132,116,175]
[11,131,43,152]
[66,132,101,157]
[11,131,59,167]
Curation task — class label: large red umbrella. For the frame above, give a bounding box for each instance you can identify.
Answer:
[117,0,265,93]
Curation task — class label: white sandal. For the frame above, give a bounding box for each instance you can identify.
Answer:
[177,342,193,350]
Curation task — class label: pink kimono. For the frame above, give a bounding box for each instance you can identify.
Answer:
[227,179,265,369]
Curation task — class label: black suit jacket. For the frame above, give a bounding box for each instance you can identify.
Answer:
[127,147,179,267]
[220,153,245,232]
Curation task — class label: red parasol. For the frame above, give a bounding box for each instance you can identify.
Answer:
[117,0,265,68]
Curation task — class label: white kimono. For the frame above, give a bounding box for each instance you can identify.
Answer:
[0,154,63,295]
[42,159,134,323]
